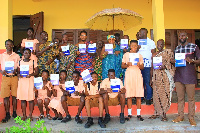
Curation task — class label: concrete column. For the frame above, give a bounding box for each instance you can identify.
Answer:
[152,0,165,44]
[0,0,12,49]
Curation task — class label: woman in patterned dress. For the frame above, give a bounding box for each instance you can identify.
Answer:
[36,31,59,76]
[100,35,123,80]
[149,39,175,121]
[59,33,78,81]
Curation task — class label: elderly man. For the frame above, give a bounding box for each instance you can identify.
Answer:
[171,31,200,126]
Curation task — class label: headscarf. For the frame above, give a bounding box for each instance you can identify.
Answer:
[107,35,115,40]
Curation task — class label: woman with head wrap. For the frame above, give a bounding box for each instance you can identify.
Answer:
[100,35,124,80]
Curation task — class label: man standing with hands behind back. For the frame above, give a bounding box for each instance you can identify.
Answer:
[171,31,200,126]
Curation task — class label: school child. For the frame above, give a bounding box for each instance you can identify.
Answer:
[21,27,38,62]
[61,71,86,124]
[100,69,126,124]
[84,72,106,128]
[17,48,39,121]
[48,70,67,120]
[35,70,53,120]
[121,40,144,121]
[0,39,20,123]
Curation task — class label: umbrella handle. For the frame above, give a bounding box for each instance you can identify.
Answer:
[113,15,114,34]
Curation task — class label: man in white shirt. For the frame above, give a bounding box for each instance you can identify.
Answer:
[138,28,156,105]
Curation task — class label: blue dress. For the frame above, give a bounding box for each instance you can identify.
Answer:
[102,44,124,80]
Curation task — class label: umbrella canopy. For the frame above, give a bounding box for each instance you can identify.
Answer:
[85,7,143,31]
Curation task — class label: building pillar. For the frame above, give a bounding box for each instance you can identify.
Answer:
[152,0,165,44]
[0,0,12,49]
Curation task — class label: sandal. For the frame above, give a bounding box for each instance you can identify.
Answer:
[125,115,132,121]
[28,116,33,121]
[161,117,168,121]
[47,114,52,120]
[148,115,159,119]
[137,115,144,121]
[21,116,27,121]
[37,114,45,120]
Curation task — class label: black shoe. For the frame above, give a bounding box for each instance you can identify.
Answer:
[137,115,144,121]
[58,117,63,120]
[103,114,110,124]
[84,117,94,128]
[12,112,17,118]
[52,117,58,120]
[61,115,71,123]
[146,100,151,105]
[98,117,106,128]
[128,115,132,118]
[120,113,125,124]
[75,115,83,124]
[2,114,11,123]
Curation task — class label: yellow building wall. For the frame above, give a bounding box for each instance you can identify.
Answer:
[0,0,12,49]
[12,0,200,42]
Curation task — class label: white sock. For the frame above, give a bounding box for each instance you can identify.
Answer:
[128,109,132,115]
[137,109,141,116]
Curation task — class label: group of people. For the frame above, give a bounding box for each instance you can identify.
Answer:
[0,27,199,128]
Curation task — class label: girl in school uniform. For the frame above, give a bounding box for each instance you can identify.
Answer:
[35,70,53,120]
[17,48,39,121]
[121,40,144,121]
[21,27,38,61]
[48,70,67,120]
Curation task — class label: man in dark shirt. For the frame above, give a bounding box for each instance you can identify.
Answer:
[171,31,200,126]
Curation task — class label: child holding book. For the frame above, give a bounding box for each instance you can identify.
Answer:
[48,70,67,120]
[21,27,38,62]
[100,69,126,124]
[84,72,106,128]
[121,40,144,121]
[17,48,39,121]
[61,71,86,124]
[0,39,20,123]
[35,70,53,120]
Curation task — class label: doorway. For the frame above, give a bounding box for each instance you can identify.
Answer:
[13,15,30,54]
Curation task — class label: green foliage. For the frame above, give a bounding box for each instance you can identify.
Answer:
[5,116,52,133]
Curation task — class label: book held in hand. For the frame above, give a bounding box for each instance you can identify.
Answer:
[20,65,29,77]
[175,53,186,67]
[34,77,43,89]
[138,39,147,50]
[50,74,59,85]
[120,39,128,49]
[61,45,70,55]
[153,56,162,69]
[110,79,121,92]
[129,53,139,65]
[79,44,86,53]
[105,44,113,54]
[5,61,14,74]
[81,69,92,83]
[65,81,75,94]
[88,43,96,53]
[25,42,34,51]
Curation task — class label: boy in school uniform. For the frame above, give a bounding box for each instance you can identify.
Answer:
[84,72,106,128]
[100,69,126,124]
[0,39,20,123]
[61,71,86,124]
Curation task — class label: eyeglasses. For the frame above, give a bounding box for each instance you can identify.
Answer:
[81,35,86,37]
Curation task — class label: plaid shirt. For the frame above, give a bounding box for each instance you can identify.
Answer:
[175,43,196,54]
[174,43,200,84]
